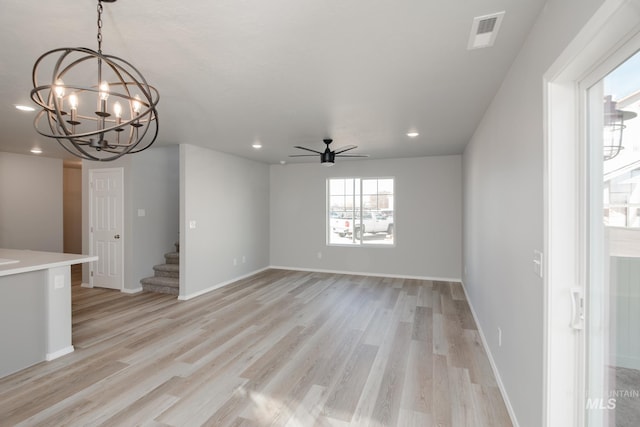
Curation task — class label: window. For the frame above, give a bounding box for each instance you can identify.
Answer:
[327,177,394,245]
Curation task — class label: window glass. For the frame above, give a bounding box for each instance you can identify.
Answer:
[586,49,640,425]
[327,178,394,246]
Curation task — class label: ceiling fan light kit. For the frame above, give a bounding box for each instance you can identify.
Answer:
[290,138,368,166]
[321,150,335,166]
[30,0,159,161]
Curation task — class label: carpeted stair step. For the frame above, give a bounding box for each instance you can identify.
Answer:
[140,276,179,295]
[140,242,180,296]
[164,252,179,265]
[152,263,179,278]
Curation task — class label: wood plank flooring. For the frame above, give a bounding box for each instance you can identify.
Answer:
[0,269,512,426]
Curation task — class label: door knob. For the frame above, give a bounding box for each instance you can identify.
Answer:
[114,234,120,239]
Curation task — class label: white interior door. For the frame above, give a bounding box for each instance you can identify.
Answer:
[89,168,124,290]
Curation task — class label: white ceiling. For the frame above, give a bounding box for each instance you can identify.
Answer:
[0,0,546,164]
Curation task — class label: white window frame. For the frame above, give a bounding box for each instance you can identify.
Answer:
[326,177,395,247]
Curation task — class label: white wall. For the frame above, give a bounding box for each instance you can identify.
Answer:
[180,144,270,299]
[0,152,63,252]
[131,146,180,288]
[462,0,604,426]
[270,156,461,279]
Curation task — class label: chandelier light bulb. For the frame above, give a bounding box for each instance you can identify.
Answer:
[113,101,122,118]
[99,81,110,101]
[67,93,80,126]
[69,93,78,110]
[54,79,65,98]
[132,95,142,114]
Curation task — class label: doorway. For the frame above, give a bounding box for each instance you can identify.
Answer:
[63,160,82,286]
[89,168,124,290]
[545,2,640,425]
[585,46,640,427]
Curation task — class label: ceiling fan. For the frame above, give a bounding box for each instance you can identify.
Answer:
[289,138,369,166]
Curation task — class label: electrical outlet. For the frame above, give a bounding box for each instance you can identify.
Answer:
[233,258,237,266]
[317,251,322,259]
[54,275,65,289]
[498,327,502,347]
[242,255,246,264]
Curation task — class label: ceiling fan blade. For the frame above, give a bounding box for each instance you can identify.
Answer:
[294,146,323,154]
[335,154,369,158]
[333,145,357,154]
[289,154,319,157]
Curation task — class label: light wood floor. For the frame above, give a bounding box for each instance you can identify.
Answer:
[0,269,512,426]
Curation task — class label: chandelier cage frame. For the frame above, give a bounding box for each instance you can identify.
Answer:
[30,0,159,161]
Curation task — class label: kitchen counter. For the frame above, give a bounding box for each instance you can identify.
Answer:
[0,248,97,378]
[0,248,96,277]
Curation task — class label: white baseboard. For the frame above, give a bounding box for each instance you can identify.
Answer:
[81,283,141,293]
[178,267,271,301]
[176,264,462,301]
[269,265,461,282]
[459,280,519,427]
[46,345,74,361]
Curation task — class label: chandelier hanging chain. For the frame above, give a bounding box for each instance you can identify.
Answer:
[97,2,103,54]
[96,1,104,103]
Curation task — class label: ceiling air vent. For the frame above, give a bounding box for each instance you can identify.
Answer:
[467,11,505,50]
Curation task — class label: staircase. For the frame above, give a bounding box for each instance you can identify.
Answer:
[140,242,179,295]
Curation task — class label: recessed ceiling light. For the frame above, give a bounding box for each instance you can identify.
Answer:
[30,148,42,154]
[252,142,262,149]
[407,132,419,138]
[16,105,35,112]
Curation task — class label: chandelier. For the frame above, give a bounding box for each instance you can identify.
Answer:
[30,0,159,161]
[603,95,636,161]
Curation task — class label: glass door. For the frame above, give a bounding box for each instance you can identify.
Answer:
[586,50,640,427]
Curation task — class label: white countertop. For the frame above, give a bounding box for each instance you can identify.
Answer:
[0,248,97,277]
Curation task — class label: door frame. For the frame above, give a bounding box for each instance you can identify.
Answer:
[88,167,124,291]
[544,1,640,425]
